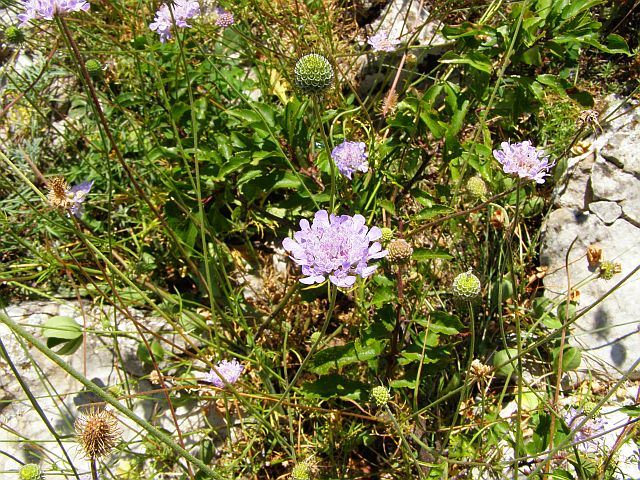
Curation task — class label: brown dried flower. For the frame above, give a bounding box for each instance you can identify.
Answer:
[586,244,603,268]
[75,407,121,459]
[490,208,506,229]
[470,359,493,383]
[387,238,413,264]
[46,176,70,209]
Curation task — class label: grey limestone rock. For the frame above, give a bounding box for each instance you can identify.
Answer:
[588,200,622,224]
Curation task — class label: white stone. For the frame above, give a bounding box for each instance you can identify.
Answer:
[590,156,638,202]
[588,200,622,224]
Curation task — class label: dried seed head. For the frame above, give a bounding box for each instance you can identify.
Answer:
[453,270,481,298]
[469,359,492,382]
[75,407,121,459]
[47,176,70,209]
[386,238,413,264]
[586,244,603,268]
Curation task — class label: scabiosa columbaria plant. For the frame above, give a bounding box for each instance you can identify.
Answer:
[19,464,43,480]
[75,407,121,459]
[367,31,400,52]
[214,6,234,27]
[563,407,607,454]
[18,0,90,25]
[493,140,555,184]
[452,270,481,298]
[330,140,369,179]
[283,210,388,287]
[294,54,334,96]
[149,0,200,43]
[204,359,244,388]
[46,176,93,218]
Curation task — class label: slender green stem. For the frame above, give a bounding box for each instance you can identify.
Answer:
[312,97,336,212]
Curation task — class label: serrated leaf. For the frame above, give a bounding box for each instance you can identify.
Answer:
[310,338,384,375]
[370,286,396,307]
[301,374,368,401]
[429,311,464,335]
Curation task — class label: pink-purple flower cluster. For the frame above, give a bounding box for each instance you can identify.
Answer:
[18,0,90,25]
[563,407,607,454]
[331,140,369,179]
[367,32,400,52]
[68,180,94,218]
[283,210,388,287]
[214,7,234,27]
[204,359,244,388]
[149,0,200,43]
[493,140,555,184]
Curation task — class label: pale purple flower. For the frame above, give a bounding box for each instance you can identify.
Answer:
[564,407,607,454]
[367,32,400,52]
[68,180,93,218]
[204,359,244,388]
[18,0,90,25]
[282,210,388,287]
[493,140,555,184]
[149,0,200,43]
[331,141,368,180]
[214,7,234,27]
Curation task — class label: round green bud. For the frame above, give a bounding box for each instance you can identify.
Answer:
[294,54,334,95]
[387,238,413,264]
[466,176,487,199]
[19,464,42,480]
[85,59,102,77]
[5,26,25,44]
[371,385,391,407]
[453,270,481,298]
[380,227,394,244]
[291,462,311,480]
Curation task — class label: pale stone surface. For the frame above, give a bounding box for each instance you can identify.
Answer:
[588,200,622,224]
[541,95,640,381]
[0,301,217,478]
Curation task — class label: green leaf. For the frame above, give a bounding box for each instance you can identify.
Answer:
[412,248,453,261]
[370,286,396,308]
[43,316,83,355]
[301,374,368,401]
[552,345,581,372]
[429,311,464,335]
[413,204,454,221]
[310,338,384,375]
[439,51,493,73]
[137,340,165,365]
[493,348,519,377]
[378,199,396,216]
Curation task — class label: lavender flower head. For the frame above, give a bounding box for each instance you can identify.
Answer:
[331,140,368,179]
[564,407,607,454]
[149,0,200,43]
[204,359,244,388]
[68,180,94,218]
[46,177,93,218]
[283,210,388,287]
[214,7,234,27]
[493,140,555,184]
[367,32,400,52]
[18,0,90,26]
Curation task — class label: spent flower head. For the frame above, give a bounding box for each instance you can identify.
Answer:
[18,0,90,25]
[75,407,121,459]
[204,358,244,388]
[599,260,621,280]
[46,177,93,218]
[386,238,413,264]
[149,0,200,43]
[367,31,400,52]
[214,7,234,27]
[331,140,368,179]
[294,53,334,96]
[453,270,481,298]
[283,210,388,287]
[493,140,555,184]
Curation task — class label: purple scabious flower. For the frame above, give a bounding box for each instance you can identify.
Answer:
[331,140,369,180]
[564,407,607,454]
[282,210,388,287]
[18,0,90,26]
[68,180,93,218]
[204,359,244,388]
[493,140,555,184]
[149,0,200,43]
[214,7,234,27]
[367,32,400,52]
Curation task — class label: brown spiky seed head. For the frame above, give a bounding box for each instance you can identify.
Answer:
[47,176,70,209]
[387,238,413,264]
[75,407,121,459]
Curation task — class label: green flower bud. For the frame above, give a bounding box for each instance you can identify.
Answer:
[387,238,413,264]
[380,227,393,244]
[599,261,621,280]
[371,385,390,407]
[5,26,25,44]
[294,54,333,95]
[19,464,43,480]
[85,59,102,78]
[453,270,481,298]
[466,176,487,199]
[291,462,312,480]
